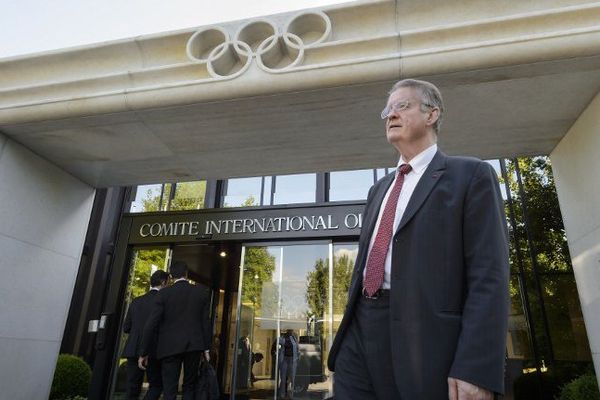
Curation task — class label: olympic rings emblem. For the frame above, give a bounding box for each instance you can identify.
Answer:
[186,11,332,78]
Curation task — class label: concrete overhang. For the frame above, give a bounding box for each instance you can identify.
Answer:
[2,0,600,187]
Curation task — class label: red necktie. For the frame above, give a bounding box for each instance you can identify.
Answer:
[363,163,412,296]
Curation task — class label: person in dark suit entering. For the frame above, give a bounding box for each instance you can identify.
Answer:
[139,261,212,400]
[122,270,169,400]
[327,79,510,400]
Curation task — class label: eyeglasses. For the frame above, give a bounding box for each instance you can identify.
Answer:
[380,101,433,119]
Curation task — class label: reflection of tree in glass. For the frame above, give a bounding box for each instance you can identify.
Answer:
[170,181,206,210]
[242,247,276,315]
[128,249,167,299]
[503,157,591,365]
[305,254,354,319]
[141,187,162,212]
[504,157,571,274]
[141,181,206,211]
[333,254,354,314]
[224,195,256,208]
[306,259,327,319]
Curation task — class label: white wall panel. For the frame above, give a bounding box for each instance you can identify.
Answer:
[0,132,94,399]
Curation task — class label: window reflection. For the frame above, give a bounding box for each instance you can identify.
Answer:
[130,184,163,212]
[223,177,262,207]
[331,243,357,337]
[375,168,391,181]
[263,176,273,206]
[170,181,206,211]
[500,156,593,399]
[235,243,340,400]
[329,170,373,201]
[273,174,316,205]
[541,275,591,361]
[110,248,169,398]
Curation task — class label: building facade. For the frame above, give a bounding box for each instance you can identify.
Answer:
[1,0,600,398]
[59,162,591,400]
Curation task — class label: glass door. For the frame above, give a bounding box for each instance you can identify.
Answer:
[108,242,240,399]
[233,242,357,400]
[109,246,171,399]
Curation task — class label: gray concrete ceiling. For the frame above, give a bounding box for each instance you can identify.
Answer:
[3,56,600,187]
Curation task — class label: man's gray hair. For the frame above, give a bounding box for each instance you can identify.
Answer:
[389,79,444,134]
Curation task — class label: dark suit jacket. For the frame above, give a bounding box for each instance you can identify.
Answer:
[327,150,510,399]
[140,280,212,360]
[122,289,159,358]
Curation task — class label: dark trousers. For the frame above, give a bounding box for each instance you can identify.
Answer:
[333,294,402,400]
[126,357,162,400]
[126,358,144,399]
[278,357,295,398]
[161,350,202,400]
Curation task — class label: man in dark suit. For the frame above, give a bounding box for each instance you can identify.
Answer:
[122,270,169,400]
[139,261,212,400]
[327,79,509,400]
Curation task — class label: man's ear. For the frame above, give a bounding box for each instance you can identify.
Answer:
[427,107,440,127]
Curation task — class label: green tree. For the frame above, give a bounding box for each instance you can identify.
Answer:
[169,181,206,210]
[140,186,162,212]
[306,259,328,318]
[127,249,167,299]
[305,253,355,319]
[241,247,276,314]
[332,254,354,315]
[139,181,206,212]
[223,194,257,208]
[505,157,570,273]
[502,157,592,396]
[241,195,256,207]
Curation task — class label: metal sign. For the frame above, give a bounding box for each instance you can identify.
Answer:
[127,203,365,244]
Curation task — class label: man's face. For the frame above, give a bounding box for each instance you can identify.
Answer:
[384,87,433,146]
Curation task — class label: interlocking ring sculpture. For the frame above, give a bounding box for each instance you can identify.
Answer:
[186,11,332,78]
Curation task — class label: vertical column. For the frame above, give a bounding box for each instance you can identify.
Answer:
[0,133,95,398]
[550,91,600,386]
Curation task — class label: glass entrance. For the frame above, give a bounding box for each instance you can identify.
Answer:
[109,246,170,399]
[233,242,357,400]
[108,242,241,399]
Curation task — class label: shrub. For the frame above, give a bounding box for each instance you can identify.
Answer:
[50,354,92,400]
[557,374,600,400]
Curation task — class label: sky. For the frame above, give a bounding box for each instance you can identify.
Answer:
[0,0,349,59]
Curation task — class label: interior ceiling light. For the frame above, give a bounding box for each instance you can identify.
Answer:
[219,251,227,258]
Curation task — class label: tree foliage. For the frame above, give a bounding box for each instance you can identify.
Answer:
[306,259,328,319]
[140,181,206,212]
[504,157,571,274]
[128,249,167,299]
[502,157,591,370]
[241,247,276,315]
[305,253,355,319]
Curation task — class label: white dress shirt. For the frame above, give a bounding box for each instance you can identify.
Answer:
[363,144,438,289]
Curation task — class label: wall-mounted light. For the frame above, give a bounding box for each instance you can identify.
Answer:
[219,251,227,258]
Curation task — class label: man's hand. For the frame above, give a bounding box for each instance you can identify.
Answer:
[138,356,148,370]
[448,377,493,400]
[204,350,210,362]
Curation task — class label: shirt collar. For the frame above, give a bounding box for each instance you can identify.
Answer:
[150,287,160,291]
[397,143,437,175]
[174,278,188,284]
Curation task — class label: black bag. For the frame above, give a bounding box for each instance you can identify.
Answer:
[196,360,220,400]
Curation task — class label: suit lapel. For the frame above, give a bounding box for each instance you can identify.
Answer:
[395,150,447,234]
